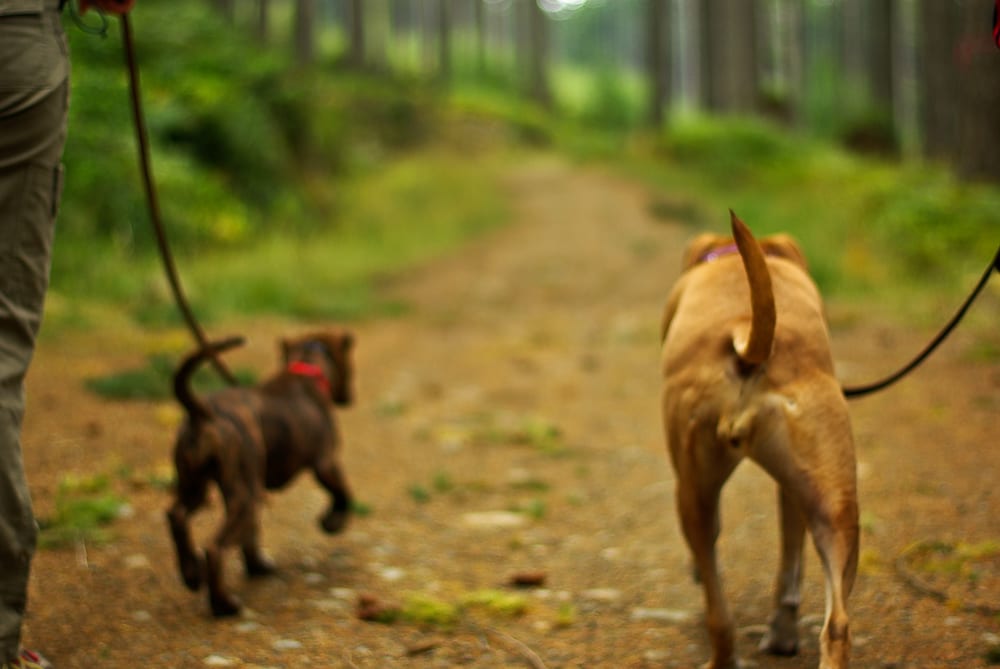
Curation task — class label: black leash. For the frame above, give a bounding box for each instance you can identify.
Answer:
[119,14,238,385]
[842,243,1000,398]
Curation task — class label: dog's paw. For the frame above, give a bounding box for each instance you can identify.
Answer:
[759,606,799,656]
[210,592,242,618]
[320,508,350,534]
[244,551,277,578]
[180,555,204,591]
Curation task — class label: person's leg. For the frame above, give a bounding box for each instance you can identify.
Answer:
[0,5,69,661]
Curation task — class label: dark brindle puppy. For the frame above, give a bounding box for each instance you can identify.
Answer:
[166,330,355,617]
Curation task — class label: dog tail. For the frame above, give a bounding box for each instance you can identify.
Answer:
[730,210,776,366]
[173,336,246,421]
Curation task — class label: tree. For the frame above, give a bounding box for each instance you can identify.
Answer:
[700,0,759,114]
[256,0,270,45]
[439,0,453,82]
[866,0,896,119]
[294,0,316,65]
[953,0,1000,181]
[647,0,670,126]
[918,0,958,161]
[348,0,366,68]
[526,0,552,108]
[214,0,234,24]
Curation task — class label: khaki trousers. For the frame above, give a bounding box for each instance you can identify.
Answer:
[0,0,69,660]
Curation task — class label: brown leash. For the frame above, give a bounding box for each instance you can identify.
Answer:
[119,14,238,385]
[842,243,1000,398]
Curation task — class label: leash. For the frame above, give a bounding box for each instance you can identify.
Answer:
[842,243,1000,398]
[118,13,238,385]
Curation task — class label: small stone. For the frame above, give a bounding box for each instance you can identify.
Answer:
[462,511,527,529]
[631,607,695,624]
[272,638,303,651]
[509,570,547,588]
[378,566,405,582]
[124,554,150,569]
[329,587,355,600]
[203,656,237,667]
[581,588,621,602]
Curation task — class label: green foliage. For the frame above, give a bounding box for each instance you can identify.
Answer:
[647,115,1000,303]
[57,1,459,326]
[37,474,127,549]
[400,593,460,627]
[460,589,530,618]
[85,354,256,400]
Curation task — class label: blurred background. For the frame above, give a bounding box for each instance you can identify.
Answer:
[52,0,999,331]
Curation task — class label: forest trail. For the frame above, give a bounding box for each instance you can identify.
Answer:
[19,157,1000,668]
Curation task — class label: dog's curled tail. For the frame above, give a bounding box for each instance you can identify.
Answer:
[174,336,246,421]
[730,210,776,366]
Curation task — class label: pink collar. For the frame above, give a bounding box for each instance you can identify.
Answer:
[286,361,330,396]
[699,243,740,263]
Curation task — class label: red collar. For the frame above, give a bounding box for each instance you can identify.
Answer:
[286,361,330,396]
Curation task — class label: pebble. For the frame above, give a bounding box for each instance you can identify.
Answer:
[329,587,356,600]
[124,554,149,570]
[580,588,622,602]
[600,547,622,561]
[272,638,303,651]
[203,656,237,667]
[462,510,527,529]
[631,607,695,624]
[378,566,405,582]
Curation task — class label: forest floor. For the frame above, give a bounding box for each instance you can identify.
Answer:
[18,157,1000,668]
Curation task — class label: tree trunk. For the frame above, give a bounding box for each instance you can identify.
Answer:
[256,0,270,45]
[214,0,235,24]
[867,0,895,117]
[475,0,486,72]
[918,0,958,161]
[700,0,758,114]
[439,0,452,82]
[526,0,552,108]
[294,0,316,65]
[647,0,670,126]
[953,1,1000,181]
[349,0,366,68]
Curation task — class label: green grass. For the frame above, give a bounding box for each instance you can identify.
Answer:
[84,353,257,400]
[613,115,999,319]
[48,148,509,331]
[37,474,129,549]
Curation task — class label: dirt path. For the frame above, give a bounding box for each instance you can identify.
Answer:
[18,157,1000,668]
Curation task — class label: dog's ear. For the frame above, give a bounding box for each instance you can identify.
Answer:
[682,233,730,270]
[761,234,809,270]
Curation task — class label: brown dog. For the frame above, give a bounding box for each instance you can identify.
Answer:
[166,330,355,617]
[660,213,859,668]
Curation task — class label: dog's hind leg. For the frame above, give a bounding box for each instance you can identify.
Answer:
[205,485,256,617]
[242,500,276,578]
[314,452,353,534]
[671,427,742,669]
[166,475,208,591]
[759,487,806,656]
[809,500,858,669]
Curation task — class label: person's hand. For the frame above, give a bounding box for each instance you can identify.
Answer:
[78,0,135,14]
